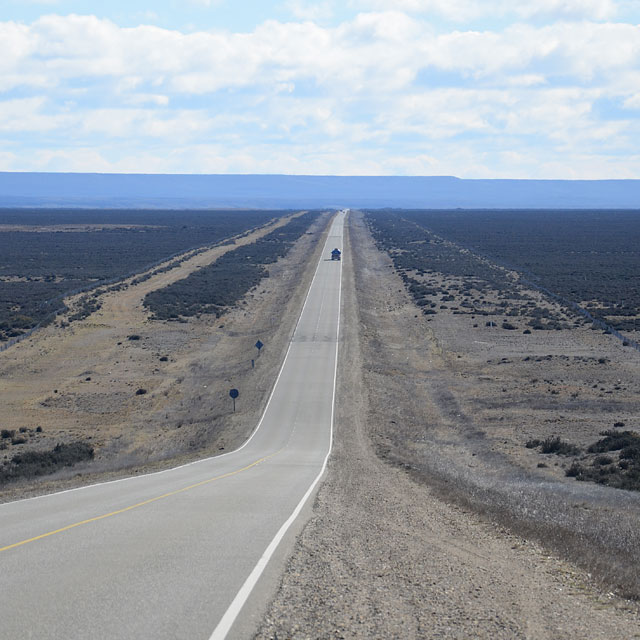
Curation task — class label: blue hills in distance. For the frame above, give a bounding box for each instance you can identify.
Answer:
[0,172,639,209]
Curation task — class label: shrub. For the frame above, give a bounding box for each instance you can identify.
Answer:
[587,430,639,454]
[527,436,580,456]
[564,430,640,492]
[540,436,580,455]
[620,444,640,462]
[135,388,147,396]
[0,441,94,484]
[566,462,583,478]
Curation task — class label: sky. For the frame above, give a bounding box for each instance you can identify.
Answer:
[1,0,640,178]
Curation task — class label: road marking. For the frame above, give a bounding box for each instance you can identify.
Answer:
[209,211,345,640]
[1,211,331,508]
[1,211,343,638]
[0,451,280,554]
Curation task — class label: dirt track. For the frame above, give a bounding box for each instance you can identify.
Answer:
[256,211,640,639]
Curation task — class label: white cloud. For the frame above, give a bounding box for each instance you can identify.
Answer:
[4,137,640,179]
[32,148,116,172]
[379,89,502,139]
[623,94,640,109]
[0,9,638,177]
[0,150,19,171]
[0,97,72,132]
[79,108,217,140]
[3,13,637,94]
[504,74,547,87]
[124,93,170,107]
[0,22,34,73]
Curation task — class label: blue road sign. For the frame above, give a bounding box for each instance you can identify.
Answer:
[255,340,264,351]
[229,388,239,412]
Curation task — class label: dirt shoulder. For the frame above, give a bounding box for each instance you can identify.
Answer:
[256,211,639,639]
[354,212,640,596]
[0,211,331,502]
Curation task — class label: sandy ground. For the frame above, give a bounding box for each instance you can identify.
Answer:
[0,211,331,502]
[256,211,640,638]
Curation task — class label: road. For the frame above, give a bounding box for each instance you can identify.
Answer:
[0,210,345,640]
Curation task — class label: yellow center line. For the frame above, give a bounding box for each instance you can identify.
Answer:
[0,450,282,554]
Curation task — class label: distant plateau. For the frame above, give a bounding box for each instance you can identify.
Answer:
[0,172,639,209]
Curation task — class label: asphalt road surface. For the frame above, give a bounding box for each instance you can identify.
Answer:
[0,211,345,640]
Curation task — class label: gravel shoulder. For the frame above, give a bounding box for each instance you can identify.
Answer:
[256,212,639,639]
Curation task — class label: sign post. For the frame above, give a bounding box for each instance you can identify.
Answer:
[255,340,264,356]
[229,388,239,412]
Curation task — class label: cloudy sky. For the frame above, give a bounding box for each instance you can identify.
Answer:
[1,0,639,177]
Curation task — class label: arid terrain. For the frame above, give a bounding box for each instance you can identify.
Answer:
[0,211,330,501]
[2,209,640,638]
[257,211,640,638]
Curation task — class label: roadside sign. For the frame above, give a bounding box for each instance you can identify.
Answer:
[229,388,239,411]
[255,340,264,353]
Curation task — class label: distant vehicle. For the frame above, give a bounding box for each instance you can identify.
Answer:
[331,248,341,261]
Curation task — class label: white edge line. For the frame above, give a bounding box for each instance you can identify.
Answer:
[1,212,336,508]
[208,211,344,640]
